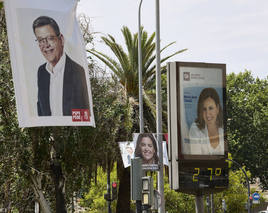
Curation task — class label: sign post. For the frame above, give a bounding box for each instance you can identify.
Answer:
[222,199,227,213]
[252,192,260,204]
[195,195,204,213]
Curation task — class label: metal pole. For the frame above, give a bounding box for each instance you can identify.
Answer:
[138,0,144,134]
[226,159,251,213]
[195,195,204,213]
[222,199,227,213]
[155,0,165,212]
[137,2,144,213]
[210,193,214,213]
[72,196,74,213]
[35,201,40,213]
[206,196,210,213]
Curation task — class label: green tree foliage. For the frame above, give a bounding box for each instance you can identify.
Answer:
[0,6,37,212]
[227,71,268,189]
[81,165,119,213]
[213,168,250,213]
[164,175,196,213]
[0,9,126,211]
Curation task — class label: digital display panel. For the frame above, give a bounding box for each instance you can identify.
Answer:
[167,62,229,194]
[178,63,227,159]
[168,62,227,161]
[178,160,228,194]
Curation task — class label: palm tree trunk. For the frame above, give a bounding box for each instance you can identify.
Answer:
[50,128,67,213]
[116,162,131,213]
[50,160,67,213]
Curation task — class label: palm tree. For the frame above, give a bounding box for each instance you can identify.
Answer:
[88,26,187,130]
[88,26,187,212]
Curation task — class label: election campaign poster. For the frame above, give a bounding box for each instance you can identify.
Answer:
[119,133,169,169]
[180,64,226,156]
[4,0,95,127]
[168,62,227,159]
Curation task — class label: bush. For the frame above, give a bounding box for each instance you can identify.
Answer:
[80,166,118,213]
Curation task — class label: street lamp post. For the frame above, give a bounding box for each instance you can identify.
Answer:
[138,1,165,212]
[155,0,165,213]
[137,1,144,213]
[138,0,144,134]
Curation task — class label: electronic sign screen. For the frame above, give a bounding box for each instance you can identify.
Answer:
[178,160,228,194]
[167,62,229,193]
[168,62,227,160]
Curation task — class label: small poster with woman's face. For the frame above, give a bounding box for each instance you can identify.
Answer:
[178,63,227,157]
[134,133,159,168]
[133,133,169,171]
[118,134,169,170]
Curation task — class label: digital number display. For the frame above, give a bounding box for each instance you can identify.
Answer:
[192,167,222,182]
[178,161,229,194]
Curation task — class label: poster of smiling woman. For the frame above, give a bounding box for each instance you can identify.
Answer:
[4,0,95,127]
[118,134,169,169]
[167,62,227,160]
[133,133,169,171]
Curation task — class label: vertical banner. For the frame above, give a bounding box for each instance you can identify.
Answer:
[4,0,95,127]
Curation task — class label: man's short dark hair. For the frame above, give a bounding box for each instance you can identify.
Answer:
[32,16,60,36]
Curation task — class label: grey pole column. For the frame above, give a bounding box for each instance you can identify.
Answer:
[210,193,214,213]
[137,1,144,213]
[155,0,165,212]
[138,0,144,134]
[195,195,204,213]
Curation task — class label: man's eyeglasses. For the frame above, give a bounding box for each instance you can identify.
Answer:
[35,35,60,45]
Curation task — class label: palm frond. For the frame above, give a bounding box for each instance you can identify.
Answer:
[88,49,123,77]
[145,48,188,80]
[122,26,134,56]
[101,36,130,73]
[90,26,187,102]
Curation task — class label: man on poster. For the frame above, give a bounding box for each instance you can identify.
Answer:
[33,16,89,116]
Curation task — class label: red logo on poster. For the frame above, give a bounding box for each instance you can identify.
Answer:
[72,109,90,122]
[72,109,81,121]
[81,109,90,122]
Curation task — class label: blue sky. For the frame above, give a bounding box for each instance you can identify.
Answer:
[77,0,268,79]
